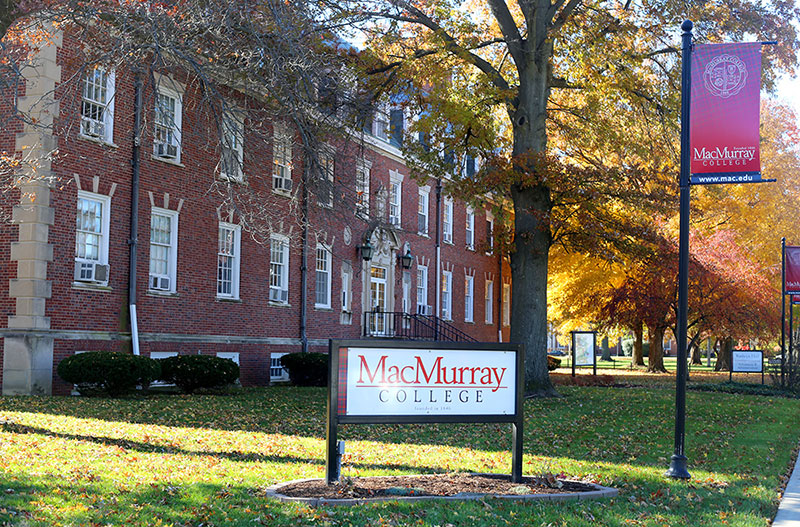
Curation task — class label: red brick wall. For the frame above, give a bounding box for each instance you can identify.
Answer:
[1,32,509,395]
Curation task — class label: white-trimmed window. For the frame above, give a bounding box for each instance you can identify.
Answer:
[154,85,182,162]
[318,148,335,208]
[269,234,290,304]
[486,212,494,255]
[217,222,241,299]
[356,159,371,218]
[315,244,332,308]
[372,103,390,141]
[443,198,454,244]
[441,270,453,320]
[149,208,178,293]
[341,263,353,324]
[416,265,429,314]
[273,125,293,193]
[503,282,511,327]
[466,207,475,250]
[418,187,430,235]
[220,110,244,181]
[485,279,493,324]
[465,275,474,323]
[389,172,403,226]
[270,352,289,382]
[75,190,111,283]
[80,67,115,143]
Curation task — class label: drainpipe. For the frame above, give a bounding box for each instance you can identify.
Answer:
[434,177,442,340]
[299,164,309,353]
[498,248,503,343]
[128,71,142,355]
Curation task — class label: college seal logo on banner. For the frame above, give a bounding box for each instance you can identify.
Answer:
[703,54,748,98]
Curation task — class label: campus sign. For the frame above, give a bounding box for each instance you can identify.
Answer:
[785,246,800,295]
[339,347,516,416]
[730,350,764,385]
[689,43,763,185]
[326,340,524,484]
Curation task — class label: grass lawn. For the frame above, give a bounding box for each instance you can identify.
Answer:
[1,379,799,526]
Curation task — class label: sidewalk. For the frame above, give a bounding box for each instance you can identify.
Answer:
[774,450,800,526]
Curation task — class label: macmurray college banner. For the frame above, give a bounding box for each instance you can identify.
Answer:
[690,43,762,185]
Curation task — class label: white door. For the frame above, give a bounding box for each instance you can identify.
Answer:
[370,266,388,335]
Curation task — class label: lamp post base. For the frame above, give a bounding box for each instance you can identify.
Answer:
[666,454,691,479]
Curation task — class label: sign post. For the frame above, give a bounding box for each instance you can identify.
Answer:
[326,340,524,484]
[668,20,774,480]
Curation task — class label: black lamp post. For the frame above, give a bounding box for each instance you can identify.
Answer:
[358,241,373,262]
[399,249,413,269]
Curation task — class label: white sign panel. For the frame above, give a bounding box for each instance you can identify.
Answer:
[340,347,516,416]
[732,350,763,372]
[574,332,595,367]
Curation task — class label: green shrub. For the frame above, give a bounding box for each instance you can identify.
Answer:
[158,355,239,393]
[547,355,561,371]
[280,352,328,386]
[57,351,160,396]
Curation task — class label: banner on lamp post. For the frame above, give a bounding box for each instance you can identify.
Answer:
[689,43,763,185]
[785,246,800,295]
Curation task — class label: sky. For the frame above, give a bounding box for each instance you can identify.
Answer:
[776,75,800,120]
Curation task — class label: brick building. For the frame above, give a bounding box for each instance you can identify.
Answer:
[0,29,511,396]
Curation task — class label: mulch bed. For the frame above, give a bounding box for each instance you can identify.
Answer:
[276,473,597,499]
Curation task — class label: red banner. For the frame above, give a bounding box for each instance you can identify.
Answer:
[785,246,800,295]
[690,43,762,184]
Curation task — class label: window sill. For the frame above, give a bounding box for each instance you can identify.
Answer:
[151,155,185,167]
[219,173,246,184]
[314,305,334,311]
[216,296,242,303]
[465,320,475,324]
[269,301,291,307]
[148,290,178,297]
[272,188,292,198]
[443,240,454,246]
[72,281,112,292]
[466,246,475,252]
[78,133,118,149]
[417,232,430,238]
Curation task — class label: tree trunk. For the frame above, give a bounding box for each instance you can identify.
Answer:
[510,184,555,396]
[633,321,645,366]
[601,336,611,361]
[647,326,667,373]
[714,336,733,371]
[690,337,702,364]
[509,41,556,397]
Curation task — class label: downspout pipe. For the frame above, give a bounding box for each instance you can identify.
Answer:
[498,247,502,343]
[434,177,442,340]
[128,71,143,355]
[299,164,309,353]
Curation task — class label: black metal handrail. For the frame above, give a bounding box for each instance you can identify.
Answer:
[363,311,477,342]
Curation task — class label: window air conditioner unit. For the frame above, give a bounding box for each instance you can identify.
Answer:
[156,142,178,159]
[273,176,292,192]
[74,261,109,282]
[417,304,432,315]
[149,274,171,291]
[270,288,288,303]
[81,118,105,138]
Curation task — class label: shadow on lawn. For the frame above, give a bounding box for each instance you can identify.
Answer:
[0,420,443,475]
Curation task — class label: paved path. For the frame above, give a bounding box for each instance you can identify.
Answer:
[774,450,800,526]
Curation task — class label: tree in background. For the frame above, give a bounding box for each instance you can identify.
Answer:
[351,0,798,394]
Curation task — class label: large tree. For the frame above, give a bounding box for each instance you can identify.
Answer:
[352,0,798,394]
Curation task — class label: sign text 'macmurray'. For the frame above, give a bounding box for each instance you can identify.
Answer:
[357,354,507,392]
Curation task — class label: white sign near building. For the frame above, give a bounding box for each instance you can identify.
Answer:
[339,346,517,416]
[732,350,763,372]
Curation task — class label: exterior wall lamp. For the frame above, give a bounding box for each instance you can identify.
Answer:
[399,248,413,269]
[358,241,373,262]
